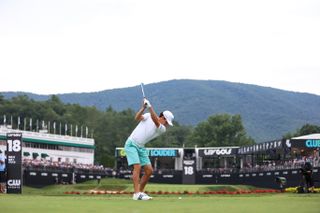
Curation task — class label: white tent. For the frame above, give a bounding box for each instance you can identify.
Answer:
[292,133,320,140]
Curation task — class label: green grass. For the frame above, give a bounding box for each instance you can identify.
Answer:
[1,178,319,213]
[22,178,132,195]
[21,178,264,195]
[1,193,319,213]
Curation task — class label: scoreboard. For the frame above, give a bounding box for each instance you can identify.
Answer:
[6,133,22,194]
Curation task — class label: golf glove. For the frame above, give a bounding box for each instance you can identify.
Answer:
[143,98,152,108]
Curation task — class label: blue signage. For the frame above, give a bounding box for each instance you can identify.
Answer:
[149,149,177,157]
[306,139,320,148]
[117,149,179,157]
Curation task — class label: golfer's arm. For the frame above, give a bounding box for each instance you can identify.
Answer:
[135,107,146,121]
[149,107,160,128]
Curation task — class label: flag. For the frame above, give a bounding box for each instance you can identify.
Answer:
[65,123,68,135]
[53,122,56,134]
[18,116,21,129]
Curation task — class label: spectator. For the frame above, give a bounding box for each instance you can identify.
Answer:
[0,150,6,193]
[300,161,315,193]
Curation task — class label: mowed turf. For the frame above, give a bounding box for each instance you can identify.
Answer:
[1,194,320,213]
[0,178,319,213]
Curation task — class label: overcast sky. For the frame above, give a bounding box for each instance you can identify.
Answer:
[0,0,319,95]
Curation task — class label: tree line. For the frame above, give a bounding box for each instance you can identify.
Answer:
[0,94,319,167]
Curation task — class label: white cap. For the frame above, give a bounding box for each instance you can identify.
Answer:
[163,110,174,126]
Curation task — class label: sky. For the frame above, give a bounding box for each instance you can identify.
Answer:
[0,0,320,95]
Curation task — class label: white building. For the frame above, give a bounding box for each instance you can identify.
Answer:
[0,125,94,164]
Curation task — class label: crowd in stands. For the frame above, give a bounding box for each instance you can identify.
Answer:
[22,158,108,174]
[114,156,320,176]
[21,153,320,177]
[197,156,320,174]
[199,167,237,174]
[239,155,319,173]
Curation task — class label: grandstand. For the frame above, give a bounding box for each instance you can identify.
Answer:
[0,123,104,187]
[0,125,94,164]
[115,135,320,188]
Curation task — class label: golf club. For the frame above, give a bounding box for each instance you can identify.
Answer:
[140,83,149,107]
[140,83,146,98]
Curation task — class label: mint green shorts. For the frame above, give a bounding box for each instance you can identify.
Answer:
[124,139,151,166]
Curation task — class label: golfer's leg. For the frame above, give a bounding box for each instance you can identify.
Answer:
[132,164,141,193]
[140,164,153,192]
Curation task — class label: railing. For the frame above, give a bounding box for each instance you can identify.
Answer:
[0,126,94,146]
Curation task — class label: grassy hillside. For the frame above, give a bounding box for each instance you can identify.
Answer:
[2,79,320,142]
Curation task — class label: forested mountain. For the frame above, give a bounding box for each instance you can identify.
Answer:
[2,79,320,142]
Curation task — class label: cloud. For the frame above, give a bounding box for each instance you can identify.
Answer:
[0,0,319,95]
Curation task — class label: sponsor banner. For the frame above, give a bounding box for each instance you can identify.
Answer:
[290,139,320,148]
[23,170,106,186]
[116,148,180,157]
[162,174,174,178]
[198,148,238,157]
[149,172,182,184]
[195,169,317,188]
[149,149,179,157]
[6,133,22,194]
[182,159,196,184]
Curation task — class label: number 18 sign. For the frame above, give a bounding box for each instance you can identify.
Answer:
[6,132,22,194]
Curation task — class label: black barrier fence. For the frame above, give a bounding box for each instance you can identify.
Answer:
[116,170,183,184]
[112,168,320,189]
[22,167,319,189]
[150,171,182,184]
[23,169,107,187]
[196,167,320,189]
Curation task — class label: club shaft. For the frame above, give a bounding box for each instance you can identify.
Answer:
[140,83,146,98]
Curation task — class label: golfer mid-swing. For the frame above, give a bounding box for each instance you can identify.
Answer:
[124,98,174,200]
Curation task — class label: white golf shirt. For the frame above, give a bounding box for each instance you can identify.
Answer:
[129,113,166,147]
